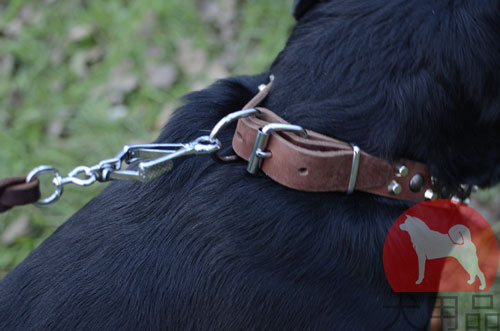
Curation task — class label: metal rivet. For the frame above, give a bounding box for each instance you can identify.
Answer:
[388,180,402,195]
[460,184,470,191]
[440,186,451,199]
[431,176,437,186]
[395,164,409,177]
[451,196,461,203]
[424,189,438,200]
[409,174,425,192]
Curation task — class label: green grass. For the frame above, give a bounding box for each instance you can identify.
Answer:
[0,0,294,274]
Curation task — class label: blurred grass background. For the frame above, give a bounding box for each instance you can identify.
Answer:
[1,0,499,327]
[0,0,294,274]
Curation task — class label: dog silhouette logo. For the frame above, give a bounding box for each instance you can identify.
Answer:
[383,200,499,292]
[399,215,486,290]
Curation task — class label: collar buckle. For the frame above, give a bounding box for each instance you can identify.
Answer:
[247,123,307,175]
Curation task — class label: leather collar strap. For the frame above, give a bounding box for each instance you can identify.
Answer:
[231,82,437,203]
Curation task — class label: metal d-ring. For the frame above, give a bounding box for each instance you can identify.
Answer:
[209,108,260,163]
[26,165,64,206]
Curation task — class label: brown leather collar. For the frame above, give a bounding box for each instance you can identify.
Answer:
[231,80,439,203]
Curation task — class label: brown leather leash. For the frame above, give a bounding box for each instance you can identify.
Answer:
[0,177,40,212]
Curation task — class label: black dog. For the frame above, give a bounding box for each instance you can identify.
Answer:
[1,1,499,330]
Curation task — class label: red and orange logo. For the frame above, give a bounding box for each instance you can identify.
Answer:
[383,199,499,292]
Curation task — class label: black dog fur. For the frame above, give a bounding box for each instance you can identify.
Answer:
[1,1,500,330]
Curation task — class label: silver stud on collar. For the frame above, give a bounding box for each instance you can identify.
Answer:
[424,189,438,200]
[395,164,409,177]
[388,180,402,195]
[451,195,471,205]
[409,174,425,192]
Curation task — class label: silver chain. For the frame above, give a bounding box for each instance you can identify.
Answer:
[26,108,260,207]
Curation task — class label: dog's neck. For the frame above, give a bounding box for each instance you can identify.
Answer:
[262,72,499,197]
[262,4,500,192]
